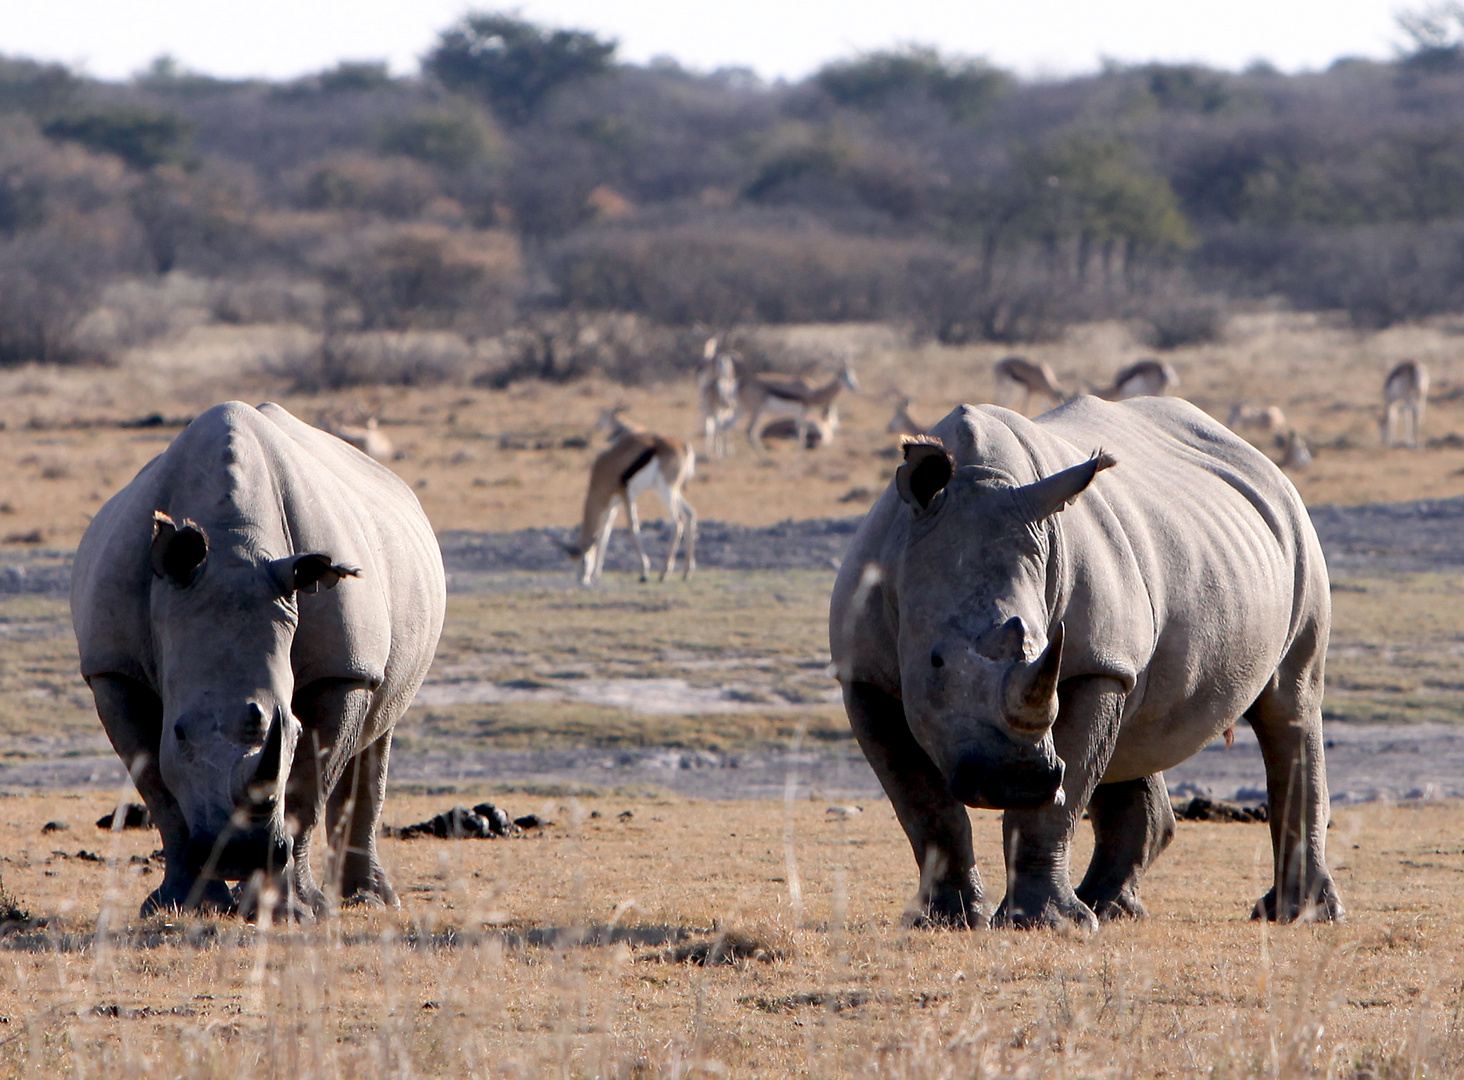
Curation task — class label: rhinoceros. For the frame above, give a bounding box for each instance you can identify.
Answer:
[71,401,445,916]
[829,397,1342,929]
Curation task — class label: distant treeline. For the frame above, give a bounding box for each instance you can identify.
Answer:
[4,10,1464,375]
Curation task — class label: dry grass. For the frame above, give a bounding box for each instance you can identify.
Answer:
[3,312,1464,549]
[0,791,1460,1078]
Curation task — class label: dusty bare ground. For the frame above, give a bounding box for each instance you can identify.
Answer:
[0,791,1459,1078]
[4,312,1464,551]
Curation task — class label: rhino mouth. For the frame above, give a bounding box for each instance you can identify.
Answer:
[186,823,291,882]
[949,743,1066,810]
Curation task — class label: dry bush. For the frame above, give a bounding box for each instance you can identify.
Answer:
[1138,292,1230,349]
[294,152,441,220]
[906,250,1081,345]
[0,227,127,366]
[208,274,325,326]
[480,311,698,387]
[70,273,212,355]
[317,222,522,334]
[546,222,923,326]
[280,330,474,391]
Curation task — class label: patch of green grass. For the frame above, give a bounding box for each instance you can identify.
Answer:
[1326,572,1464,724]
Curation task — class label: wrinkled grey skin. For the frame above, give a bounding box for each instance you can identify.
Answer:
[72,402,445,918]
[830,397,1342,930]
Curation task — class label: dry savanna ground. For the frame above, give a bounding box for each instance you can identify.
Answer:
[4,313,1464,1077]
[2,311,1464,549]
[1,791,1463,1079]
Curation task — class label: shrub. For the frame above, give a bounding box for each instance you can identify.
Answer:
[296,154,439,220]
[1139,294,1229,348]
[316,223,521,334]
[280,330,474,391]
[0,226,121,365]
[42,107,193,171]
[478,312,692,387]
[379,109,499,170]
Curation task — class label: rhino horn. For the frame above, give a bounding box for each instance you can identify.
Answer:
[250,709,285,804]
[1003,622,1063,734]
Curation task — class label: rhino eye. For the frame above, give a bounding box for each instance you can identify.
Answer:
[930,650,944,669]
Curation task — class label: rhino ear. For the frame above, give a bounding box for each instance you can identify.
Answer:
[150,512,208,587]
[1017,451,1117,521]
[269,553,361,596]
[896,438,954,511]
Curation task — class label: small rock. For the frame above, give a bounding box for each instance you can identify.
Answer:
[513,814,547,831]
[96,804,152,831]
[617,810,634,822]
[40,822,68,834]
[826,805,863,820]
[1177,796,1267,823]
[470,802,514,836]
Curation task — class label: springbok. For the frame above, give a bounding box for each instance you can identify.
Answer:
[737,357,858,452]
[1094,359,1180,400]
[1382,360,1429,449]
[759,405,839,448]
[562,406,697,585]
[886,395,926,438]
[993,357,1066,415]
[696,337,739,459]
[1227,404,1288,437]
[322,410,394,460]
[1279,429,1312,470]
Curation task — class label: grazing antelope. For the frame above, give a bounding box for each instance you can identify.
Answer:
[886,394,926,438]
[562,407,697,586]
[1094,359,1180,400]
[696,337,739,459]
[1279,429,1312,470]
[993,357,1066,415]
[759,405,839,448]
[1382,359,1429,449]
[322,410,394,460]
[737,357,858,452]
[1227,404,1288,437]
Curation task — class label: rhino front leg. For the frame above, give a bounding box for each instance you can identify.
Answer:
[329,734,398,906]
[87,674,233,915]
[1076,773,1175,921]
[997,676,1126,931]
[844,681,985,928]
[287,679,375,915]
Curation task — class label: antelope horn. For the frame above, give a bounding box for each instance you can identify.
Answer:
[1003,622,1064,734]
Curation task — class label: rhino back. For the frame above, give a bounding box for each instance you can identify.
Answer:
[72,401,445,722]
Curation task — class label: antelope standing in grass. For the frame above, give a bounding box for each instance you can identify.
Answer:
[696,337,739,459]
[737,357,858,453]
[1094,359,1180,400]
[886,394,926,438]
[1279,429,1312,470]
[1227,404,1288,437]
[321,409,394,460]
[562,406,697,585]
[1382,359,1429,448]
[993,357,1066,415]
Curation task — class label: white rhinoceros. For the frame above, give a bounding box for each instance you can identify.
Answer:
[72,401,445,916]
[829,397,1342,929]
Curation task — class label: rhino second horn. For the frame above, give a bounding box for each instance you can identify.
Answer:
[1003,623,1064,735]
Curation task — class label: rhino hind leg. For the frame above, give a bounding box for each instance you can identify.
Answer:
[1075,773,1175,921]
[87,674,235,916]
[842,681,986,929]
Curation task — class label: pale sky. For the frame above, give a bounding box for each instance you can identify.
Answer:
[0,0,1410,84]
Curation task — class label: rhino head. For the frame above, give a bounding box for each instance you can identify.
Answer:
[148,511,357,888]
[891,438,1114,811]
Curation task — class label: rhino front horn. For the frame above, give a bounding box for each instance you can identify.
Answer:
[1003,622,1063,735]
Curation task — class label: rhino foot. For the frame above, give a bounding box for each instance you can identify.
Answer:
[904,881,987,930]
[1251,879,1345,924]
[141,876,235,918]
[995,889,1098,932]
[1077,884,1148,922]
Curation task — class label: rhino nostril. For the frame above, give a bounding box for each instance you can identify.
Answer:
[930,650,944,669]
[174,723,187,743]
